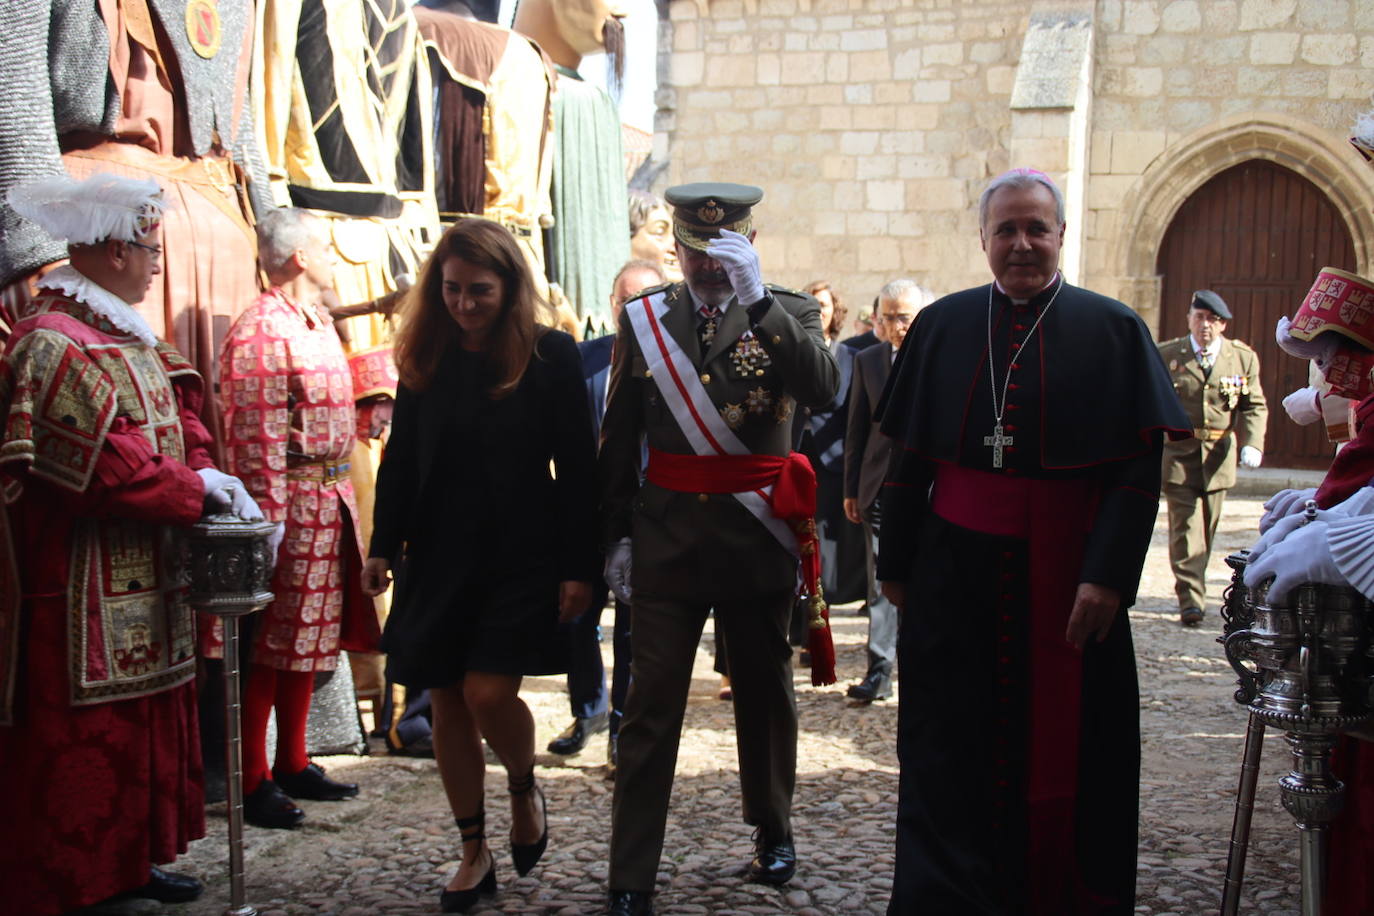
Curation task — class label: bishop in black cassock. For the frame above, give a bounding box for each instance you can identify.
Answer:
[876,170,1189,915]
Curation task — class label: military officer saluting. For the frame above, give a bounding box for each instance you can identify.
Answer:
[1159,290,1268,626]
[598,183,839,916]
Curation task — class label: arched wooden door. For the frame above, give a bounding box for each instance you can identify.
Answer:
[1157,160,1358,469]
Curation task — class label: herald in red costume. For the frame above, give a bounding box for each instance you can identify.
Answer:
[0,283,211,915]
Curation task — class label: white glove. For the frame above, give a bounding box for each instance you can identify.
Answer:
[1258,487,1318,534]
[1243,518,1342,604]
[266,522,286,569]
[1282,387,1323,426]
[196,468,264,521]
[604,537,633,605]
[706,228,765,305]
[1239,446,1263,469]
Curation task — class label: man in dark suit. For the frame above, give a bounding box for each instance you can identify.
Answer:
[842,279,934,702]
[549,260,665,769]
[599,183,839,916]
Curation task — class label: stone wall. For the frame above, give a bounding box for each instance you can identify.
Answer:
[654,0,1374,331]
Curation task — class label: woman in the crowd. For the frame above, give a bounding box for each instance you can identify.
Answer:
[361,218,598,912]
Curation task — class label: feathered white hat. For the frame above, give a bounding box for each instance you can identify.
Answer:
[6,173,165,245]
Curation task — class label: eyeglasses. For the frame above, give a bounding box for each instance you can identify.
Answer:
[128,240,162,258]
[880,313,915,326]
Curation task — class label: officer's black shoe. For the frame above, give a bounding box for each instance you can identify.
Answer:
[274,762,359,800]
[747,829,797,886]
[606,889,654,915]
[547,710,609,756]
[243,779,305,829]
[846,672,892,702]
[1180,606,1204,627]
[130,866,204,903]
[388,734,436,758]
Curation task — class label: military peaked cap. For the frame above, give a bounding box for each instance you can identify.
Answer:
[664,182,763,251]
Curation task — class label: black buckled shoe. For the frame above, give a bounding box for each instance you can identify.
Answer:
[243,778,305,829]
[1180,606,1204,627]
[747,828,796,886]
[547,710,609,755]
[274,762,359,801]
[130,865,204,903]
[606,889,654,915]
[846,671,892,702]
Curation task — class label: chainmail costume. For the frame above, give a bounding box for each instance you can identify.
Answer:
[0,0,109,288]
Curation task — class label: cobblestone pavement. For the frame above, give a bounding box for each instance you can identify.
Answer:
[112,496,1321,915]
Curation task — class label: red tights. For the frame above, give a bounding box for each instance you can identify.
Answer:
[240,664,315,793]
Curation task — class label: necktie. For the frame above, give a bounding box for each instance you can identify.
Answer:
[698,304,720,355]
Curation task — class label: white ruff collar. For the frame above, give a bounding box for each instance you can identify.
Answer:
[39,265,158,347]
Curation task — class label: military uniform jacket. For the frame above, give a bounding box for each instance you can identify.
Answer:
[1159,335,1268,492]
[598,283,839,599]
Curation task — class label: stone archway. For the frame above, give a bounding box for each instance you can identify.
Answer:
[1108,113,1374,335]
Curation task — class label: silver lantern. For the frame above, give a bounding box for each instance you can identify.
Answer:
[1220,549,1374,916]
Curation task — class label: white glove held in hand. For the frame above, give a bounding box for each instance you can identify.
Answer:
[706,229,765,306]
[1243,519,1342,604]
[604,537,633,605]
[1282,387,1323,426]
[266,522,286,568]
[196,468,264,521]
[1258,487,1317,534]
[1239,446,1263,470]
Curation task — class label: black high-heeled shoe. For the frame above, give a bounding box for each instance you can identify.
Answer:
[439,810,497,913]
[508,768,548,877]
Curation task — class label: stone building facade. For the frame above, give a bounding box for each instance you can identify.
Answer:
[653,0,1374,322]
[652,0,1374,465]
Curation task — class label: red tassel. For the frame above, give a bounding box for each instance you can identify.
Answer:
[807,598,836,686]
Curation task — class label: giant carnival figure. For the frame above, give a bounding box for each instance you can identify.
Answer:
[0,0,270,458]
[252,0,442,722]
[413,0,556,296]
[513,0,631,329]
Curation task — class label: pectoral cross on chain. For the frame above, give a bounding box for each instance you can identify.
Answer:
[984,423,1013,469]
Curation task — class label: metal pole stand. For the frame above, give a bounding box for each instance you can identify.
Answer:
[1279,731,1343,916]
[1218,553,1374,916]
[220,614,258,916]
[183,514,278,916]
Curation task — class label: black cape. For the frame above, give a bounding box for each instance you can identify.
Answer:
[878,280,1189,470]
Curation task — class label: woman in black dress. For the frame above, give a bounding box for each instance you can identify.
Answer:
[361,219,598,912]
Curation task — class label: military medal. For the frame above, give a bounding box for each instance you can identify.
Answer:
[984,279,1063,469]
[721,402,745,429]
[773,398,792,424]
[746,386,773,415]
[729,331,771,378]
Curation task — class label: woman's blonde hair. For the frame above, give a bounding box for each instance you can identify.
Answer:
[394,218,549,397]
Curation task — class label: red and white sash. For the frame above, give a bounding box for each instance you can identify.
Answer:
[627,291,799,560]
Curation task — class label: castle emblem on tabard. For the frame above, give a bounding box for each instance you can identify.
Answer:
[186,0,223,59]
[698,200,725,224]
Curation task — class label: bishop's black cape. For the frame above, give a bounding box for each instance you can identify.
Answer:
[875,280,1189,915]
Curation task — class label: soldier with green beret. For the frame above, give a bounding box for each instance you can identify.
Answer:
[1158,289,1268,626]
[599,182,840,915]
